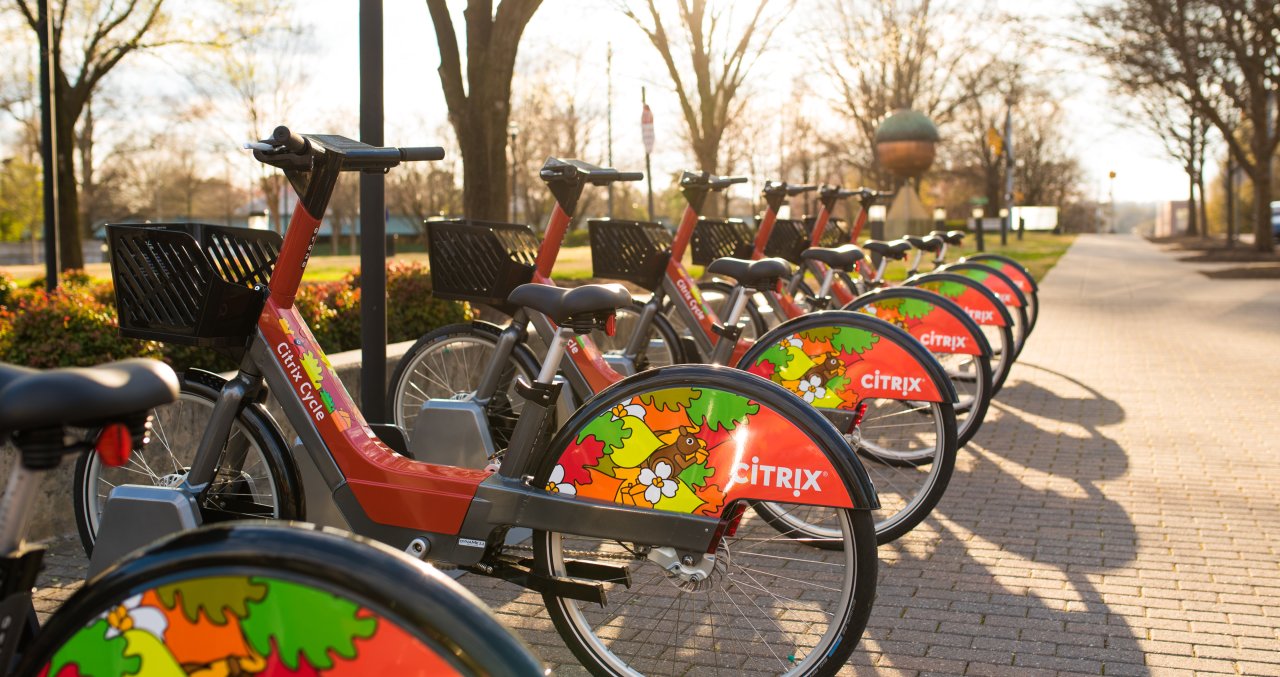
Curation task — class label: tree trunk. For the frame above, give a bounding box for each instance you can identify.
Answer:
[1196,172,1208,240]
[1185,169,1197,237]
[1253,167,1274,253]
[457,123,509,222]
[54,105,83,270]
[1225,156,1236,248]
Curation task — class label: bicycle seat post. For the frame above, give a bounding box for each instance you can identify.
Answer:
[537,327,575,385]
[908,248,924,276]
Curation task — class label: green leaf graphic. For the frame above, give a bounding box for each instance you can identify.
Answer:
[639,388,700,412]
[678,462,715,488]
[241,577,377,671]
[799,326,838,343]
[830,327,879,354]
[899,298,935,319]
[156,576,269,624]
[50,619,139,677]
[577,413,631,450]
[686,389,759,431]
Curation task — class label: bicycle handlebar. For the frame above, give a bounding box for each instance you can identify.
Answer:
[400,147,447,162]
[785,184,818,196]
[251,126,445,172]
[270,126,309,154]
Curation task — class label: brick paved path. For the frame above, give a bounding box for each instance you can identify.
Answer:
[32,235,1280,675]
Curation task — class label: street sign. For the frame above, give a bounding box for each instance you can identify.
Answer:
[641,104,654,154]
[969,196,989,206]
[986,126,1003,157]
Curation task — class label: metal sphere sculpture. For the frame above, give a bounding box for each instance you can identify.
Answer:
[874,109,940,179]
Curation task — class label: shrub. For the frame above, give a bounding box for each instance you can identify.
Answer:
[0,287,160,368]
[0,271,15,308]
[343,261,471,344]
[384,261,471,342]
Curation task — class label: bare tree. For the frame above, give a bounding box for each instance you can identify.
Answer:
[192,0,310,234]
[1084,0,1279,252]
[13,0,172,269]
[821,0,1004,187]
[620,0,793,207]
[509,58,602,229]
[426,0,542,222]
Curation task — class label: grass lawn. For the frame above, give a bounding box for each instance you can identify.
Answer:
[6,231,1071,288]
[880,231,1076,283]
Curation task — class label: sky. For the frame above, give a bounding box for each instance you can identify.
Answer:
[280,0,1187,204]
[95,0,1195,206]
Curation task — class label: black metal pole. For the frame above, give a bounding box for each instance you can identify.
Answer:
[359,0,387,419]
[38,0,58,290]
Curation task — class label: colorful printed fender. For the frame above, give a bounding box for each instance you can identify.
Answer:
[966,256,1036,295]
[39,575,458,677]
[742,320,945,408]
[910,277,1009,327]
[945,264,1023,308]
[850,293,984,356]
[549,386,856,516]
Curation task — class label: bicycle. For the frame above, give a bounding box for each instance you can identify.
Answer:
[678,181,995,448]
[393,166,959,545]
[80,128,881,676]
[0,358,542,676]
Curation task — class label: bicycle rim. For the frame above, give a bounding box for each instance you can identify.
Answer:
[537,507,870,675]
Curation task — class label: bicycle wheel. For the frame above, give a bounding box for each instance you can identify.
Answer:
[843,287,994,449]
[941,262,1030,357]
[739,312,959,544]
[529,367,878,675]
[73,371,301,555]
[589,300,686,370]
[387,322,542,456]
[905,272,1018,394]
[964,253,1039,332]
[20,522,544,677]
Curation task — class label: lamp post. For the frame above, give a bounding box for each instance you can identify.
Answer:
[971,207,986,252]
[999,208,1009,247]
[868,204,887,241]
[932,207,946,234]
[509,123,520,223]
[37,0,58,289]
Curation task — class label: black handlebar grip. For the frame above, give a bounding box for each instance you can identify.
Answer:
[614,171,645,182]
[270,126,308,154]
[400,147,446,162]
[725,176,749,185]
[787,184,818,195]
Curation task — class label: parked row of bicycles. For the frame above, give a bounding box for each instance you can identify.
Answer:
[0,127,1038,675]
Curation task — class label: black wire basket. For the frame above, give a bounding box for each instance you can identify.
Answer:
[804,216,850,248]
[107,223,281,347]
[763,219,810,264]
[587,219,673,290]
[690,218,755,265]
[427,219,540,311]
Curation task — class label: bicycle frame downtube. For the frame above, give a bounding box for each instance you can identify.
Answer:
[182,356,262,491]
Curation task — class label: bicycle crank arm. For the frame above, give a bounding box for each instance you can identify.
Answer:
[459,474,721,554]
[469,554,623,606]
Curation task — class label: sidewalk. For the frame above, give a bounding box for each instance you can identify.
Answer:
[33,234,1280,675]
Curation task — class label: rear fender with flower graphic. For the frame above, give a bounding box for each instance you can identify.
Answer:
[939,262,1028,309]
[537,366,878,518]
[734,312,957,409]
[961,254,1037,296]
[904,272,1014,329]
[24,524,542,677]
[842,287,991,358]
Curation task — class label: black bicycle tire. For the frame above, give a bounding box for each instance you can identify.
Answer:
[19,522,543,676]
[72,372,301,556]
